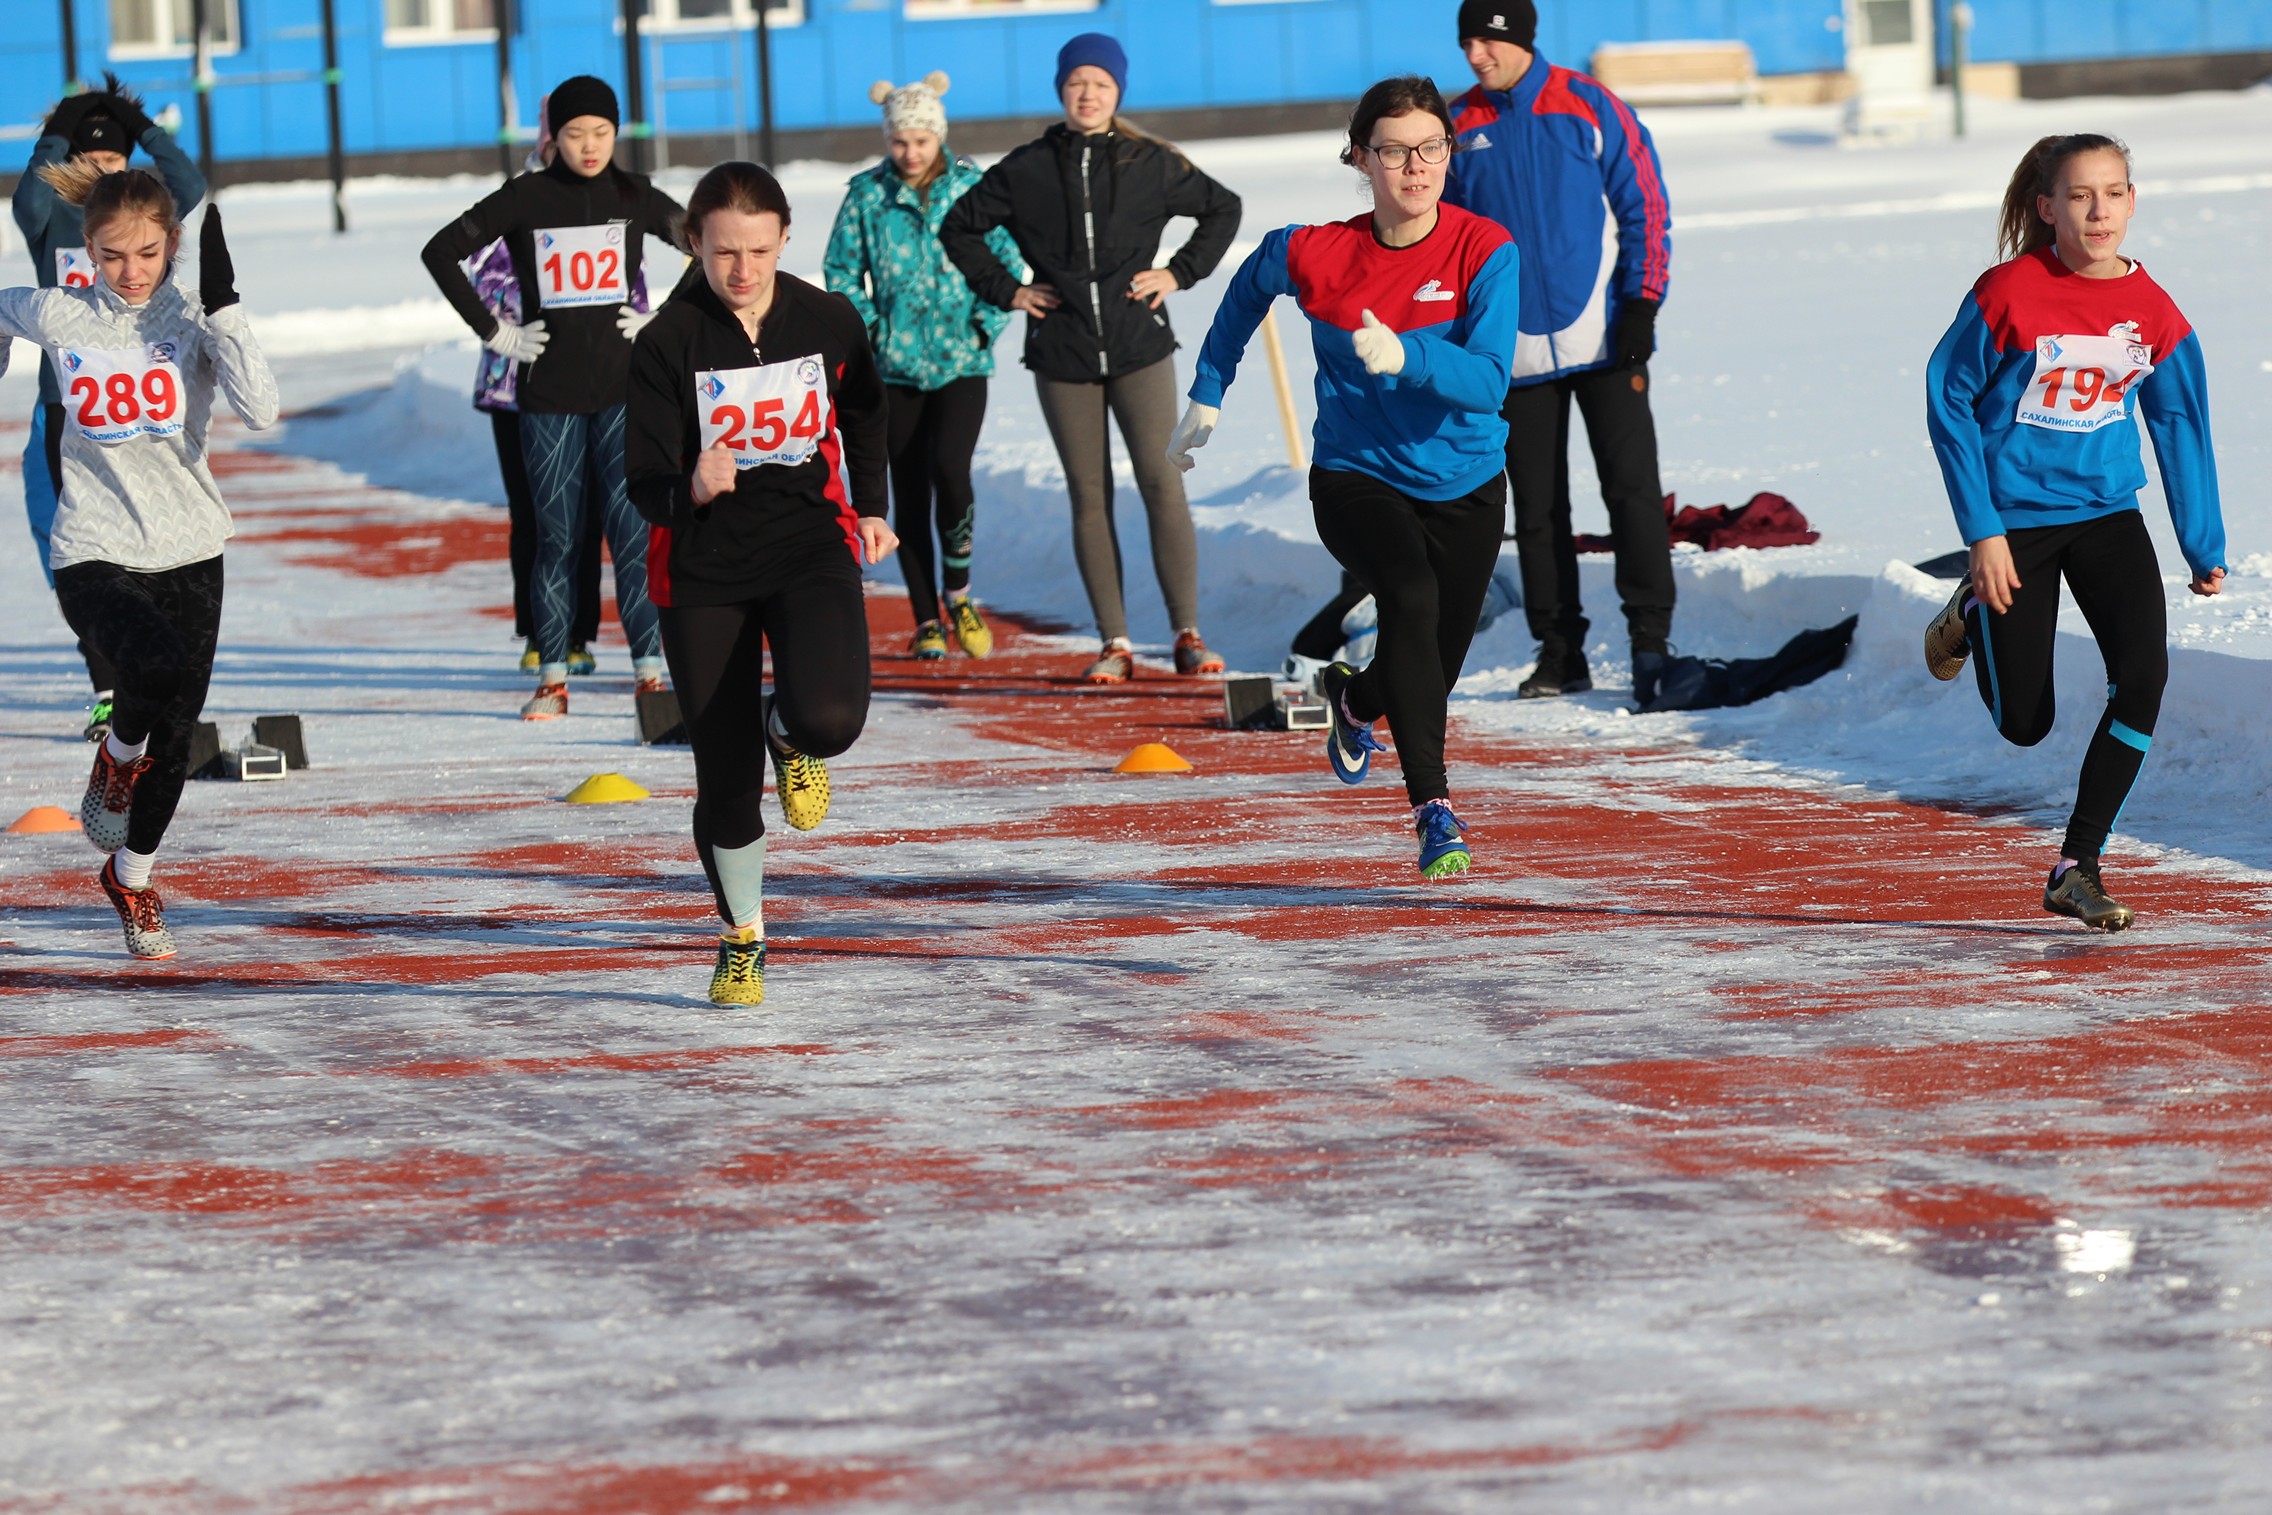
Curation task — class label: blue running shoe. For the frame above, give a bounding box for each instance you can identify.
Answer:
[1415,800,1471,878]
[1320,662,1387,785]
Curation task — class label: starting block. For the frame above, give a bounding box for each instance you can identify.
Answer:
[190,714,307,781]
[637,687,688,745]
[1223,674,1329,732]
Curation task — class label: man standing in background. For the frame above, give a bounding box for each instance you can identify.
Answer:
[1444,2,1677,703]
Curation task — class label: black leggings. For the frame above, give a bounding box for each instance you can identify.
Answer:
[658,545,872,921]
[491,409,605,646]
[34,402,122,694]
[1968,510,2168,862]
[1502,364,1676,652]
[885,377,988,627]
[1310,468,1507,807]
[52,556,224,855]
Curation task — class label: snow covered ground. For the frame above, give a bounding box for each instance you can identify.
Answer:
[7,88,2272,1514]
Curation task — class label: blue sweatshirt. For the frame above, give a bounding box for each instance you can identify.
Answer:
[1190,205,1520,501]
[1926,247,2225,578]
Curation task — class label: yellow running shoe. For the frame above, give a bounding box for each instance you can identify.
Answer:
[911,620,948,660]
[518,640,541,672]
[948,595,993,659]
[767,708,831,831]
[709,927,766,1005]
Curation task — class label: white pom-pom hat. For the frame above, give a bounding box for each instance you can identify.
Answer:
[870,71,950,140]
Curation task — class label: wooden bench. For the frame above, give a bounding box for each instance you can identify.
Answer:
[1589,40,1760,106]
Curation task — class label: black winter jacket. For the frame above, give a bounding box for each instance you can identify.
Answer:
[625,269,887,607]
[939,124,1242,384]
[421,160,684,415]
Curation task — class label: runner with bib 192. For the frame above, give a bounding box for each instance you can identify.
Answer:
[626,162,895,1007]
[1923,133,2228,931]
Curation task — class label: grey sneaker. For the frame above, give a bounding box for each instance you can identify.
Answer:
[81,743,149,853]
[2044,861,2134,932]
[1925,584,1972,681]
[100,857,178,960]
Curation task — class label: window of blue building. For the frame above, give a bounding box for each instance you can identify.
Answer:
[108,0,239,56]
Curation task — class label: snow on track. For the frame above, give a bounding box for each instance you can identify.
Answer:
[4,434,2272,1512]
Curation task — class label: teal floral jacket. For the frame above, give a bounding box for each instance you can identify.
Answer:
[823,156,1025,391]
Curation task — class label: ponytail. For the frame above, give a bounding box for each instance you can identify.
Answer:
[1997,133,2131,262]
[35,162,181,245]
[1109,115,1191,170]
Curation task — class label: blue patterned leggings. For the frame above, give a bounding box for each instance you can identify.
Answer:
[518,405,659,671]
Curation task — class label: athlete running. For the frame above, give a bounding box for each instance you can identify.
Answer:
[1171,75,1519,879]
[14,75,206,742]
[0,172,278,958]
[824,72,1023,662]
[626,162,894,1006]
[1925,133,2227,931]
[420,74,682,719]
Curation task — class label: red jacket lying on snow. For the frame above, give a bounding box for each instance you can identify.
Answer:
[1577,491,1818,553]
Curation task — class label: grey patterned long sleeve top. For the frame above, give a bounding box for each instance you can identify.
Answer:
[0,276,278,573]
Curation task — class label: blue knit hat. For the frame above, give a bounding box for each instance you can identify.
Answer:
[1054,33,1128,98]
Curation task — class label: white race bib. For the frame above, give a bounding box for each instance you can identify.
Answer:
[533,221,628,309]
[59,344,187,445]
[697,355,828,470]
[2015,329,2153,434]
[54,247,96,290]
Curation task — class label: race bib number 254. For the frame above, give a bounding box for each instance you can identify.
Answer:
[2015,332,2153,434]
[697,355,828,470]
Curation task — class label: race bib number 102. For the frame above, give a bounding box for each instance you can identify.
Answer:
[535,221,628,309]
[2015,330,2153,434]
[697,355,828,470]
[60,344,185,445]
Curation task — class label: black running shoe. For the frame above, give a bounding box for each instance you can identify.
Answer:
[2044,860,2134,932]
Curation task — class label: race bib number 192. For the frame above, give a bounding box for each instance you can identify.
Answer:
[60,345,185,445]
[697,355,827,470]
[2015,331,2153,434]
[535,221,628,309]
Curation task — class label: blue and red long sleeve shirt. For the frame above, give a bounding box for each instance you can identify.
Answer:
[1190,205,1520,502]
[1926,247,2225,578]
[1441,54,1671,388]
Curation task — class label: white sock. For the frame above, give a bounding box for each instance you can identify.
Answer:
[712,836,766,937]
[766,703,790,744]
[112,846,156,890]
[1105,636,1132,652]
[93,688,114,703]
[104,730,148,764]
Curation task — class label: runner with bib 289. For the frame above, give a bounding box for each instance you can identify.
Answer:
[626,162,895,1008]
[1924,132,2227,932]
[1170,76,1518,880]
[421,74,682,720]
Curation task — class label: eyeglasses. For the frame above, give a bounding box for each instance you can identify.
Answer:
[1367,137,1453,169]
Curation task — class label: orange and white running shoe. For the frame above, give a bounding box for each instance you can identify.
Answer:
[520,683,569,720]
[99,856,177,959]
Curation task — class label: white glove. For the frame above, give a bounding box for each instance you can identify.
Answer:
[1353,309,1406,377]
[616,305,656,341]
[484,317,549,364]
[1165,401,1220,474]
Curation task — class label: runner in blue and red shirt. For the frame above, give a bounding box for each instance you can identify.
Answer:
[1169,76,1519,879]
[1924,133,2228,932]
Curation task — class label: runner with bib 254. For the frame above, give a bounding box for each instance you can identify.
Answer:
[1923,133,2228,932]
[626,162,895,1008]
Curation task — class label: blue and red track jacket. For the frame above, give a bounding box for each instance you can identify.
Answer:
[1190,205,1520,501]
[1926,247,2225,578]
[1442,53,1671,388]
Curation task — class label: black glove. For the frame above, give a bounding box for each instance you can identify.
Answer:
[199,205,239,313]
[102,88,156,143]
[42,90,105,144]
[1613,297,1659,370]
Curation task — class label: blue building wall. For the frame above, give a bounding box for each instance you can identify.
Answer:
[3,1,2270,170]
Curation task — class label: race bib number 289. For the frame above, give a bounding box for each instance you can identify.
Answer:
[2015,331,2153,434]
[60,344,185,445]
[697,355,828,470]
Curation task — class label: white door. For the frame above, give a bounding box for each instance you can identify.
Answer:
[1846,0,1934,95]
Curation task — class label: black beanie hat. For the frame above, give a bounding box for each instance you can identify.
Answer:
[72,112,129,158]
[547,75,621,131]
[1457,0,1538,49]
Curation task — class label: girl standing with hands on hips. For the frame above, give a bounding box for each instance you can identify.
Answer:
[1171,76,1519,879]
[1925,133,2227,931]
[824,72,1024,662]
[626,163,894,1007]
[940,33,1241,683]
[421,75,682,720]
[0,174,278,958]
